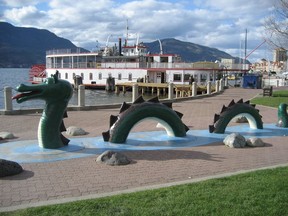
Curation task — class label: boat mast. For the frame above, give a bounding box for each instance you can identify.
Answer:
[244,28,247,64]
[125,19,129,46]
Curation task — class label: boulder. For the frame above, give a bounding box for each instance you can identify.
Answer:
[234,116,248,123]
[223,133,246,148]
[0,159,23,177]
[0,132,15,139]
[246,137,265,147]
[66,126,87,136]
[96,150,131,166]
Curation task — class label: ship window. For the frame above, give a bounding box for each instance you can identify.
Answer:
[128,73,132,81]
[89,73,93,80]
[99,72,102,80]
[194,74,198,81]
[63,57,70,68]
[184,74,191,81]
[200,74,207,82]
[173,74,182,81]
[118,73,122,80]
[58,73,61,78]
[65,73,68,79]
[81,73,84,79]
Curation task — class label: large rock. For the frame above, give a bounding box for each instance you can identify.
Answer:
[246,137,265,147]
[0,132,15,139]
[233,116,248,123]
[66,126,87,136]
[223,133,246,148]
[96,150,131,166]
[0,159,23,177]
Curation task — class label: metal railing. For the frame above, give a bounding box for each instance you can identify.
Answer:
[46,60,248,71]
[1,78,227,115]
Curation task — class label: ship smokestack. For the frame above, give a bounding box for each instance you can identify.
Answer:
[119,38,122,56]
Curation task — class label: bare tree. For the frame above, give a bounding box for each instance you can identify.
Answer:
[264,0,288,49]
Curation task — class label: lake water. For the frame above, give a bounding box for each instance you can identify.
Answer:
[0,68,132,110]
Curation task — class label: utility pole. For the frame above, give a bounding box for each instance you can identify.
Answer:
[244,29,247,64]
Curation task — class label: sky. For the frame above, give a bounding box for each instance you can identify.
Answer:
[0,0,277,63]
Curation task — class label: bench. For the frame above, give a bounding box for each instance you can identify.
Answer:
[263,86,273,96]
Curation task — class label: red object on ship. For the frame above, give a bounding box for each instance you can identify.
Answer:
[28,64,46,83]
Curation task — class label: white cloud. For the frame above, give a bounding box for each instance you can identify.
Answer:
[1,0,277,62]
[3,5,46,24]
[1,0,38,7]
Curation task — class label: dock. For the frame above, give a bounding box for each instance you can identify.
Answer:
[115,82,214,98]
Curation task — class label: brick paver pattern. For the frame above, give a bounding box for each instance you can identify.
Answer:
[0,88,288,211]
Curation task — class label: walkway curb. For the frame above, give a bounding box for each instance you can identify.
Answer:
[1,163,287,213]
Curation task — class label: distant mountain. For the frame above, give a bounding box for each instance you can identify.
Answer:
[0,22,247,68]
[0,22,77,68]
[145,38,244,63]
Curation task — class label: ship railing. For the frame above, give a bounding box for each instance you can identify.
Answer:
[46,49,70,55]
[46,62,195,69]
[46,48,90,55]
[147,62,193,69]
[63,63,71,68]
[173,63,194,68]
[46,61,247,70]
[46,62,142,69]
[101,62,140,68]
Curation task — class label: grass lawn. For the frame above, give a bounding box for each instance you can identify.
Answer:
[251,96,288,108]
[272,90,288,97]
[1,166,288,216]
[251,89,288,108]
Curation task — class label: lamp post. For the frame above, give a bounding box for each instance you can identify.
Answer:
[268,70,271,86]
[223,66,228,79]
[221,65,229,87]
[215,60,229,85]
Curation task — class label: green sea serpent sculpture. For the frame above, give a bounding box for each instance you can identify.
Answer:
[13,71,73,149]
[102,96,189,143]
[209,99,263,134]
[276,103,288,128]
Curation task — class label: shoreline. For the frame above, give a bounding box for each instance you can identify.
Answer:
[0,90,223,115]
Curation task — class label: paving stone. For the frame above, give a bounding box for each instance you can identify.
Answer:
[0,88,287,210]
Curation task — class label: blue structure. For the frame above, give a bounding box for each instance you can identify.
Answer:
[242,74,262,89]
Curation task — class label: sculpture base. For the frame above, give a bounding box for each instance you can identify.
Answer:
[0,124,287,163]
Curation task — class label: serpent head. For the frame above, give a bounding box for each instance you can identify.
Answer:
[13,71,73,104]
